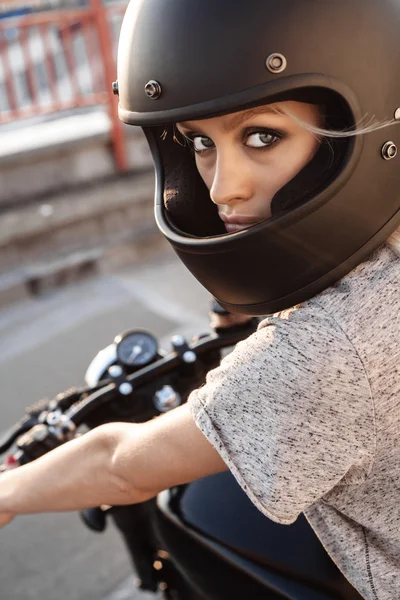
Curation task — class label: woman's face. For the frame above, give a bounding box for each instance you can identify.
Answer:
[176,101,322,233]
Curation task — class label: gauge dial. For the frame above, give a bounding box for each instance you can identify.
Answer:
[115,331,158,367]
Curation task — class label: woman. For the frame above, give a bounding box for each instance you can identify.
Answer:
[1,1,399,598]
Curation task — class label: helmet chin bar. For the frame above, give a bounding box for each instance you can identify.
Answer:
[270,136,347,215]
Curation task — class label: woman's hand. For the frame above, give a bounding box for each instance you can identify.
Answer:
[0,513,14,528]
[0,457,18,527]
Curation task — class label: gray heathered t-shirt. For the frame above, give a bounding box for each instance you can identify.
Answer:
[188,244,399,600]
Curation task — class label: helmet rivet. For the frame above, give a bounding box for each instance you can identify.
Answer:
[112,80,119,96]
[381,141,397,161]
[144,80,162,99]
[266,53,287,74]
[394,108,400,121]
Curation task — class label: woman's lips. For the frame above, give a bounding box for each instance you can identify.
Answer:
[220,216,261,233]
[224,222,255,233]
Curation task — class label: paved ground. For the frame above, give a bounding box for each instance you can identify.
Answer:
[0,248,211,600]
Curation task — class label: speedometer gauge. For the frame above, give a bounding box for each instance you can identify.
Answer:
[114,330,158,367]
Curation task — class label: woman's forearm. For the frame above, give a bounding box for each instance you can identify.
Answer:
[0,404,227,517]
[0,423,151,515]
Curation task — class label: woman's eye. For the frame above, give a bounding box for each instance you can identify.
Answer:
[246,131,279,149]
[192,136,215,152]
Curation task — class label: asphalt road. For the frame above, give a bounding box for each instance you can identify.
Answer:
[0,248,211,600]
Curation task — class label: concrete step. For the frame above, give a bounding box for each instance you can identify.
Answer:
[0,230,170,309]
[0,169,155,250]
[0,109,159,308]
[0,108,152,208]
[0,271,31,309]
[0,249,100,309]
[0,169,156,270]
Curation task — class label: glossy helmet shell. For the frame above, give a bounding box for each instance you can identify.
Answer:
[117,0,400,315]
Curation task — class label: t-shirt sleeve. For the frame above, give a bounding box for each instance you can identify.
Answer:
[188,303,376,525]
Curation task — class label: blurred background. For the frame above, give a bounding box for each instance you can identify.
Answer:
[0,0,158,292]
[0,2,211,599]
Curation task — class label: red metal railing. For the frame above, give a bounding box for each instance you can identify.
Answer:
[0,0,128,170]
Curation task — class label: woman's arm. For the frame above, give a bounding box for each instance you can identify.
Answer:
[0,404,227,520]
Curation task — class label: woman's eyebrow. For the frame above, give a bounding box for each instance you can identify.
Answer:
[226,106,277,130]
[178,105,280,133]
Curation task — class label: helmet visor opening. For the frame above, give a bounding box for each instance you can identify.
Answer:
[151,88,354,238]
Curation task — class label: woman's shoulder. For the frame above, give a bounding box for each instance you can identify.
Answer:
[252,244,398,365]
[311,243,399,320]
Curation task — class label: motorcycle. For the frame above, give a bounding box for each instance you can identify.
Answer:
[0,302,363,600]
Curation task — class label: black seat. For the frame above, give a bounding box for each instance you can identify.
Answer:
[170,471,363,599]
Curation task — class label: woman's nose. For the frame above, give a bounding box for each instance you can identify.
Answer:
[209,150,253,206]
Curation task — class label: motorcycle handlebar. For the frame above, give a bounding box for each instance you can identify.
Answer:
[0,318,259,466]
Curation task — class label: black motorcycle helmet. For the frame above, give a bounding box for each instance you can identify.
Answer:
[116,0,400,315]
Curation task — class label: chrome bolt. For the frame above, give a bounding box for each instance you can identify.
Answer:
[381,141,397,161]
[144,80,162,99]
[394,108,400,121]
[154,385,181,412]
[112,80,119,96]
[108,364,123,378]
[183,350,196,363]
[266,53,287,74]
[119,382,133,396]
[46,410,62,426]
[171,335,185,346]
